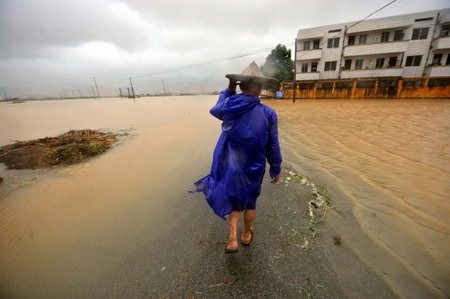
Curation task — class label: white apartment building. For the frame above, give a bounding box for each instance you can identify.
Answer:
[295,9,450,80]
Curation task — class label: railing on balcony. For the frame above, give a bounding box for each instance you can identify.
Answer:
[433,36,450,50]
[341,67,403,79]
[344,40,408,56]
[297,49,322,60]
[428,65,450,77]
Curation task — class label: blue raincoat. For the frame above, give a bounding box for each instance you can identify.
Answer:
[192,88,282,219]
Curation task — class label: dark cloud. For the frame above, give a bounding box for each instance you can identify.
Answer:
[0,0,153,59]
[1,0,449,97]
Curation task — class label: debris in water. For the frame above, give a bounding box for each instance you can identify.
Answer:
[315,283,324,289]
[198,240,225,245]
[208,282,225,288]
[333,236,342,246]
[301,238,310,249]
[280,169,334,253]
[0,129,125,169]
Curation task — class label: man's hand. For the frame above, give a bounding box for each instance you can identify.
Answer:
[271,174,281,184]
[228,79,237,93]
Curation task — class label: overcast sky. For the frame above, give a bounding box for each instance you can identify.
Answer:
[0,0,449,98]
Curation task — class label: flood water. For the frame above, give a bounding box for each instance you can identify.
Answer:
[0,96,449,298]
[270,99,450,298]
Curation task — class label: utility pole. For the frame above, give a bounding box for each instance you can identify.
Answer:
[423,12,440,77]
[293,38,297,103]
[338,25,347,80]
[119,88,123,99]
[91,87,96,99]
[78,89,82,98]
[2,88,8,100]
[127,87,131,98]
[162,80,166,95]
[129,77,136,100]
[93,77,100,98]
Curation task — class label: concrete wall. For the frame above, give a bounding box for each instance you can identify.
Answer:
[279,77,450,99]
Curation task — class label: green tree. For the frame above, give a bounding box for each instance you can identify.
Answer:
[261,44,294,91]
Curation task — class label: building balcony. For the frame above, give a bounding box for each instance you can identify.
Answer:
[343,40,408,57]
[347,20,410,35]
[296,49,322,60]
[341,67,403,79]
[432,36,450,50]
[296,72,320,80]
[428,65,450,77]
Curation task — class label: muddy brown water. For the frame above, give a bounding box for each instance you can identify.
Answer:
[0,96,449,298]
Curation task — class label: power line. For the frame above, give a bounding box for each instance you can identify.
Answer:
[347,0,399,31]
[96,44,289,89]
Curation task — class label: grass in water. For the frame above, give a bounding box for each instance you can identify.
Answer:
[281,169,334,252]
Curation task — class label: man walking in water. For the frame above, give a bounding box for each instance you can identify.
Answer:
[192,61,282,253]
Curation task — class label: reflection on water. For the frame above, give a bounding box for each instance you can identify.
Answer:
[0,97,449,298]
[268,99,450,298]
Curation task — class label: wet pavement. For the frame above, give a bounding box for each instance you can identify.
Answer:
[87,170,394,298]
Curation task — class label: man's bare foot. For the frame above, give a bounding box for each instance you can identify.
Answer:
[225,239,238,253]
[241,227,254,245]
[226,239,238,250]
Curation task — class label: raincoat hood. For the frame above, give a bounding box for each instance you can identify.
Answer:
[222,93,260,120]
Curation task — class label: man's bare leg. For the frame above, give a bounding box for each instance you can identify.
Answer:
[241,209,256,243]
[227,210,240,250]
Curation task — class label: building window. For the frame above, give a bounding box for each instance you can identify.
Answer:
[303,41,311,50]
[348,35,356,45]
[432,54,443,65]
[359,34,367,44]
[313,39,320,49]
[311,62,318,72]
[381,32,390,42]
[393,30,404,41]
[412,27,429,40]
[327,37,340,48]
[415,17,433,22]
[376,58,385,68]
[446,54,450,65]
[301,63,308,72]
[405,55,422,67]
[440,24,450,37]
[355,59,363,69]
[324,61,337,71]
[388,57,398,67]
[344,59,352,69]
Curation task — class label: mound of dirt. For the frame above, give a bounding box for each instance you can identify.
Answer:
[0,129,119,170]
